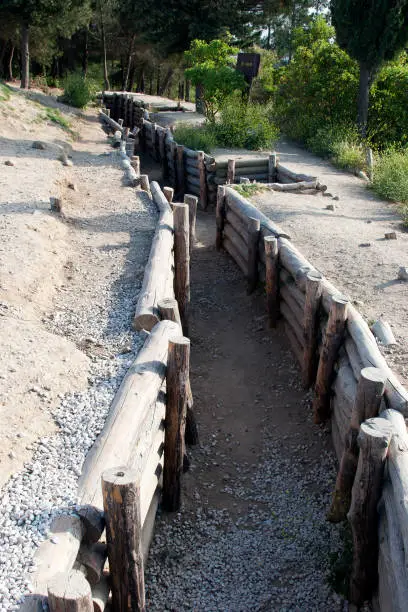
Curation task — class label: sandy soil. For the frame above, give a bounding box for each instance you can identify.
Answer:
[0,86,153,490]
[249,139,408,387]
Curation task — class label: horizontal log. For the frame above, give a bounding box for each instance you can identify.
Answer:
[225,187,290,239]
[284,321,303,366]
[344,334,364,381]
[184,147,200,159]
[281,299,304,349]
[224,222,248,264]
[280,284,304,330]
[100,111,124,134]
[280,269,306,309]
[133,183,174,331]
[264,180,318,192]
[236,173,269,181]
[140,421,165,525]
[225,208,249,245]
[347,307,408,414]
[235,166,268,176]
[277,163,316,183]
[331,394,349,448]
[186,174,201,187]
[186,167,200,179]
[185,183,200,197]
[278,238,317,288]
[186,158,200,170]
[223,236,248,277]
[331,411,344,461]
[215,157,269,170]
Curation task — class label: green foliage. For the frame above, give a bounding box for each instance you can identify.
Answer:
[43,108,73,134]
[331,0,408,73]
[214,96,279,150]
[184,38,245,122]
[306,124,365,171]
[234,183,267,197]
[62,73,94,108]
[372,149,408,207]
[172,123,217,154]
[0,82,11,101]
[249,48,278,104]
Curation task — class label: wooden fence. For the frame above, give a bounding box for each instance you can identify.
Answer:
[217,184,408,610]
[21,182,196,612]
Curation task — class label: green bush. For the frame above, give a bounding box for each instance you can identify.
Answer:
[172,123,217,154]
[306,124,366,171]
[372,150,408,210]
[214,97,279,150]
[0,82,11,102]
[62,73,94,108]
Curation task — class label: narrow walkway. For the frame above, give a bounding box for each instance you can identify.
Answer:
[145,212,344,610]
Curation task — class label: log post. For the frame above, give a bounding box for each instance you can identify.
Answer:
[302,272,323,388]
[131,156,140,175]
[101,467,145,612]
[313,296,349,424]
[264,236,279,328]
[158,130,167,177]
[328,367,386,523]
[139,175,150,194]
[268,152,277,182]
[173,204,190,334]
[247,217,260,294]
[48,570,93,612]
[227,159,236,184]
[348,418,393,606]
[158,298,198,446]
[176,144,185,198]
[163,336,190,511]
[163,186,174,204]
[78,543,108,586]
[197,151,208,209]
[118,118,124,127]
[216,186,226,251]
[184,194,198,255]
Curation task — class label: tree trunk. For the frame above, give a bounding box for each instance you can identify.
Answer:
[20,24,29,89]
[122,34,136,91]
[99,1,110,91]
[267,24,271,50]
[0,40,8,78]
[357,63,370,139]
[83,27,89,77]
[159,68,173,96]
[128,64,136,92]
[8,44,14,82]
[156,65,161,95]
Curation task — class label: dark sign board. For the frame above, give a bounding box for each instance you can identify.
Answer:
[236,53,261,84]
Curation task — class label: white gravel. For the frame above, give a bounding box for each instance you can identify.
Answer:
[0,149,156,610]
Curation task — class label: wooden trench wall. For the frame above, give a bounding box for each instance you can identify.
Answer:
[101,92,309,210]
[20,174,194,611]
[216,185,408,611]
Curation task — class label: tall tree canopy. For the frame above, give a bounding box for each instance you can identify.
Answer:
[331,0,408,136]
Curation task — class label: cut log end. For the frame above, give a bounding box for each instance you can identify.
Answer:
[133,312,160,332]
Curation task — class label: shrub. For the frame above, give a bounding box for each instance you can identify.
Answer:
[371,150,408,209]
[172,123,217,154]
[214,97,279,150]
[62,73,94,108]
[0,82,11,102]
[306,124,366,171]
[44,108,75,136]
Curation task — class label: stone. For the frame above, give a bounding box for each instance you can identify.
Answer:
[325,204,335,211]
[398,266,408,281]
[67,182,77,191]
[32,141,47,150]
[4,160,14,167]
[359,242,371,247]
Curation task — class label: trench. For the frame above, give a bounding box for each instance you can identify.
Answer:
[143,200,345,609]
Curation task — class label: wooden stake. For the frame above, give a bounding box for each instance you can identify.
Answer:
[139,174,150,194]
[268,152,277,182]
[78,543,107,586]
[102,467,145,612]
[130,156,140,175]
[302,272,323,388]
[48,570,93,612]
[348,418,393,606]
[313,296,349,424]
[247,217,260,294]
[176,144,185,198]
[163,336,190,511]
[216,186,226,251]
[264,236,279,328]
[163,186,174,204]
[184,194,198,255]
[226,159,236,184]
[77,505,105,545]
[197,151,208,209]
[158,300,198,446]
[328,367,386,523]
[173,204,190,334]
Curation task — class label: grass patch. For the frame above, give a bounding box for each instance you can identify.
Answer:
[0,82,11,102]
[372,149,408,216]
[306,124,366,172]
[173,122,216,154]
[327,523,353,599]
[43,107,77,138]
[234,183,267,197]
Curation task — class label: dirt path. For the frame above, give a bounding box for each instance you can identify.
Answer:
[145,211,345,610]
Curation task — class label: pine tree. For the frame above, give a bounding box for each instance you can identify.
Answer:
[331,0,408,137]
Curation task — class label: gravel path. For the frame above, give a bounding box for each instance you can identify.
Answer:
[145,212,345,611]
[0,109,156,610]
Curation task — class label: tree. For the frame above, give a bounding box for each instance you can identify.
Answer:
[0,0,91,88]
[184,38,245,121]
[331,0,408,137]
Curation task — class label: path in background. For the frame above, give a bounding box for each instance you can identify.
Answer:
[251,138,408,387]
[145,211,345,611]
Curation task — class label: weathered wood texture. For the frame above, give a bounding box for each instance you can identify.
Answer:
[184,194,198,255]
[216,186,226,251]
[328,368,386,523]
[48,570,93,612]
[302,272,323,388]
[313,296,349,424]
[247,217,260,294]
[173,204,190,334]
[102,467,145,612]
[163,337,190,512]
[264,236,279,328]
[348,418,393,606]
[225,188,290,240]
[133,182,174,331]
